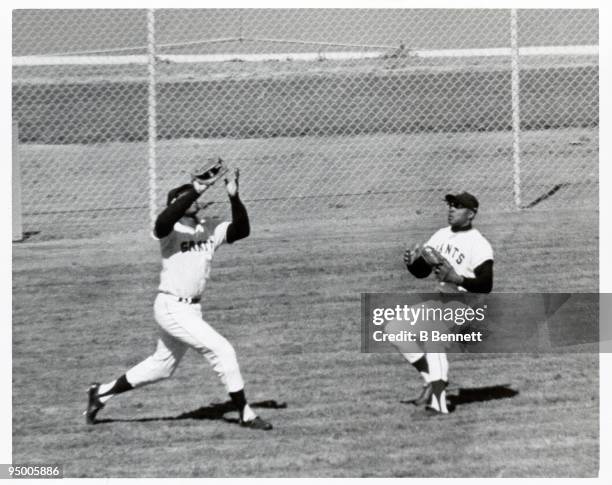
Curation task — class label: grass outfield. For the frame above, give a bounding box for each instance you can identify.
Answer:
[18,127,598,239]
[12,204,598,477]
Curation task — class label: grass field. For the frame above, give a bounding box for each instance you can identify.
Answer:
[18,126,598,240]
[12,199,598,476]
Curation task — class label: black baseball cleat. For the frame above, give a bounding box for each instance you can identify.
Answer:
[412,383,433,406]
[84,382,105,425]
[240,416,273,431]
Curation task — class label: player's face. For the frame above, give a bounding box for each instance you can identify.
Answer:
[447,202,474,228]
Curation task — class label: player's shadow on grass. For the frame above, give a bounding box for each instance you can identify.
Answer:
[401,384,518,409]
[94,399,286,425]
[447,384,518,408]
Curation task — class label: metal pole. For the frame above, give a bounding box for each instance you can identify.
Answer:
[12,121,23,241]
[147,9,158,228]
[510,9,522,210]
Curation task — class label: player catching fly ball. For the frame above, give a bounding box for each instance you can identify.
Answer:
[400,192,494,414]
[84,160,272,430]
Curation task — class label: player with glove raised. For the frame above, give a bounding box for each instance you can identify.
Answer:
[401,192,494,415]
[84,159,273,430]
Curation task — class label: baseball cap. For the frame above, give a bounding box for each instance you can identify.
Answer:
[444,192,479,211]
[166,183,194,206]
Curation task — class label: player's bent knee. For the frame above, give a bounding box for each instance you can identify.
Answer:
[159,363,177,380]
[146,358,176,381]
[209,337,238,363]
[126,355,177,387]
[219,345,239,370]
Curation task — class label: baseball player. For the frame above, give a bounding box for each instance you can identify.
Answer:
[400,192,493,414]
[84,168,273,430]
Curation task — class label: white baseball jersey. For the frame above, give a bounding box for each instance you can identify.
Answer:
[154,219,230,299]
[425,226,493,292]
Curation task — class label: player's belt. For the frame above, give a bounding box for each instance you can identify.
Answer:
[158,290,201,304]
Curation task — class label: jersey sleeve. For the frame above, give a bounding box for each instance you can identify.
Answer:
[151,223,177,241]
[470,236,494,268]
[212,221,231,250]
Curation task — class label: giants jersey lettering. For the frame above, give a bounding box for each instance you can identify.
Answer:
[155,219,230,299]
[425,226,493,292]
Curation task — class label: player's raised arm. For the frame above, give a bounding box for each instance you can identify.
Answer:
[225,168,250,244]
[154,183,203,239]
[155,159,231,238]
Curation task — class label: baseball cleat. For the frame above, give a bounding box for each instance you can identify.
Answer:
[427,381,450,414]
[412,383,433,406]
[240,416,273,431]
[425,404,449,415]
[412,406,450,419]
[84,382,105,425]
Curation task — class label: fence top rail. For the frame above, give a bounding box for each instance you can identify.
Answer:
[13,44,599,66]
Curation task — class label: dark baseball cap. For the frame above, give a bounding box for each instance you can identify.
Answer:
[445,192,479,211]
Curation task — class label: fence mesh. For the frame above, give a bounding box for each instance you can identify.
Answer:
[12,9,598,239]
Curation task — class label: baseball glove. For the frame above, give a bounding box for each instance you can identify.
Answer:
[420,246,446,267]
[420,246,463,285]
[191,158,229,187]
[434,259,463,285]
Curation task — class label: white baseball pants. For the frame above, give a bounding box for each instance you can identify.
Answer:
[126,293,245,393]
[384,300,450,382]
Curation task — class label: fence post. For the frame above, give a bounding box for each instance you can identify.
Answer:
[510,9,522,210]
[147,8,158,228]
[12,121,23,242]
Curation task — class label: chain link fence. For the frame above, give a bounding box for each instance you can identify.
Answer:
[12,9,598,239]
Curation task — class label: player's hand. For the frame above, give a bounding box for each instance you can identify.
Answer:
[224,168,240,197]
[192,179,210,194]
[191,158,228,195]
[403,243,422,266]
[434,260,463,285]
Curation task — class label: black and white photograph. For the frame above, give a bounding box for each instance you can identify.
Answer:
[7,2,610,479]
